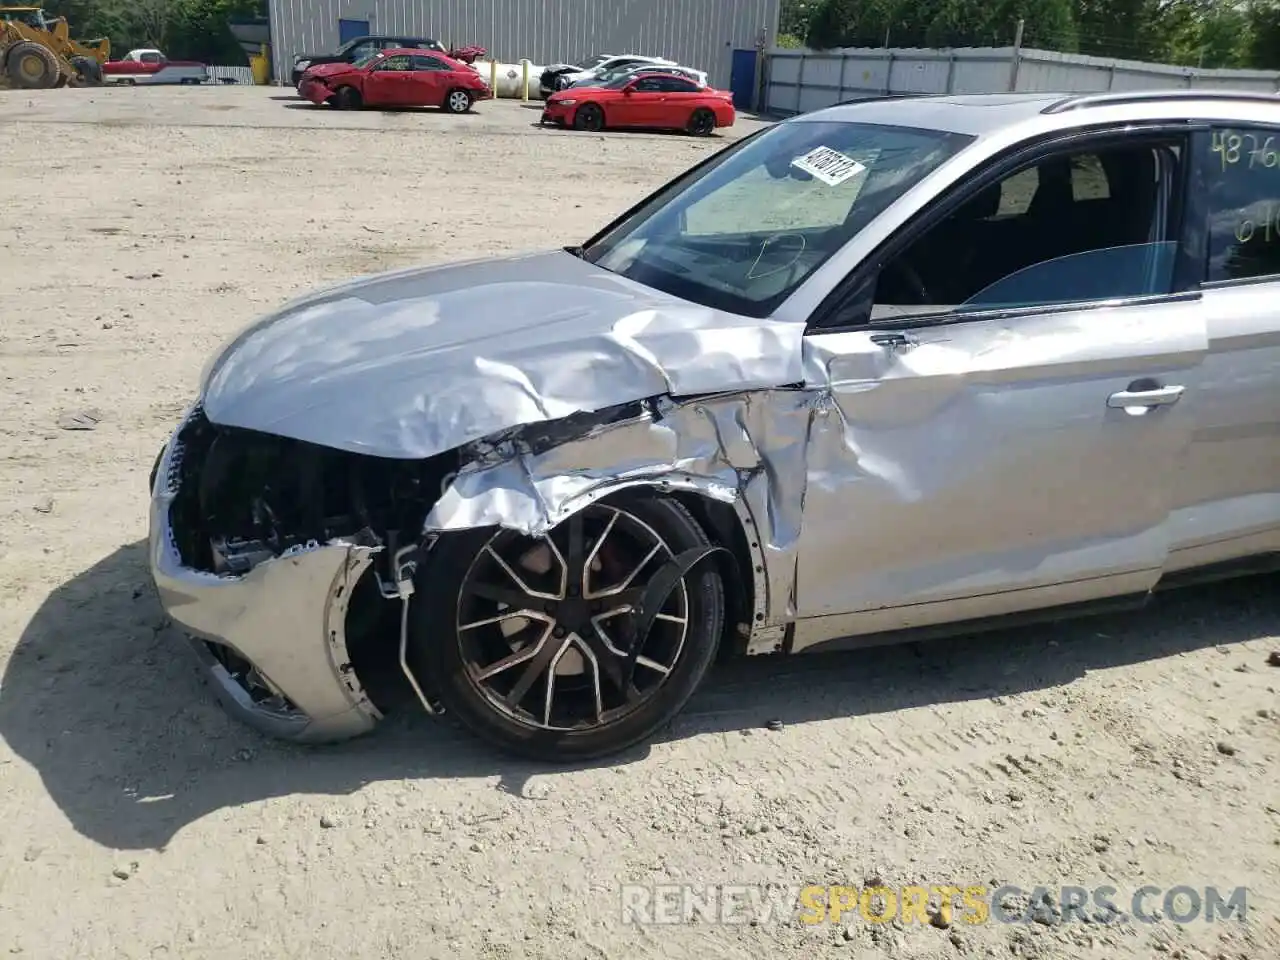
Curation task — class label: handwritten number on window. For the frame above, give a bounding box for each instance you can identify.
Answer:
[1211,130,1279,171]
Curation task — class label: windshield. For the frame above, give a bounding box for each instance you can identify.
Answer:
[353,52,381,68]
[581,120,974,317]
[601,71,646,88]
[576,54,609,70]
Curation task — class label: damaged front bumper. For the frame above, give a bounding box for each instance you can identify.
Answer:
[147,409,382,743]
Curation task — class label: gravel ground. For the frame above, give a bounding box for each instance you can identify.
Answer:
[1,85,1278,960]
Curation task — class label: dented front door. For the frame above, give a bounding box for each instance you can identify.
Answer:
[790,299,1207,642]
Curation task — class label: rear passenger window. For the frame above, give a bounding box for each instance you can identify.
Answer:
[1205,126,1280,283]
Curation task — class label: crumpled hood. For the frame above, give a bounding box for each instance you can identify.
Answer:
[305,61,355,77]
[201,250,804,460]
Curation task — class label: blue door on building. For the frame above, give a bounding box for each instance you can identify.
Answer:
[729,48,757,110]
[338,18,370,45]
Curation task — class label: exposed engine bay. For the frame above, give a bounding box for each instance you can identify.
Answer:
[166,407,459,580]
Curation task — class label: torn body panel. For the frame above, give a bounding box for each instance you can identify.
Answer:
[423,392,819,644]
[148,405,396,742]
[151,489,383,743]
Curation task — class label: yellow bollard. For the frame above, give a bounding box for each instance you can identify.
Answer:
[250,42,271,85]
[521,59,530,101]
[490,57,498,95]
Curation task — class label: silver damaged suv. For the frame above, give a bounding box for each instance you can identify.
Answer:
[148,90,1280,761]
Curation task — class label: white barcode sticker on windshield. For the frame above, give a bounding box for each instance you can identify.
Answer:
[790,146,866,185]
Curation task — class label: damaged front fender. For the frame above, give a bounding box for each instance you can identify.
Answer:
[424,391,820,645]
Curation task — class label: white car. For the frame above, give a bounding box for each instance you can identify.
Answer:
[566,62,709,90]
[539,53,676,97]
[102,48,209,85]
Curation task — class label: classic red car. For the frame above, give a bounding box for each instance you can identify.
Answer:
[298,48,492,112]
[540,71,735,135]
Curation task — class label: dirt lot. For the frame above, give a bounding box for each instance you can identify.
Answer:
[1,84,1278,960]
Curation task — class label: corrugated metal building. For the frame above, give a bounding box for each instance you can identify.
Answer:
[266,0,781,92]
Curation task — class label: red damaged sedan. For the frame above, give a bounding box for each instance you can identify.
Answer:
[541,71,735,135]
[299,48,492,112]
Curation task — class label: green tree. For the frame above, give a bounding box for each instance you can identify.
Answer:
[805,0,900,48]
[1249,0,1280,67]
[779,0,819,40]
[44,0,264,64]
[806,0,1077,50]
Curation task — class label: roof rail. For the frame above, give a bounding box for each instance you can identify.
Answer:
[836,92,932,106]
[1043,89,1280,114]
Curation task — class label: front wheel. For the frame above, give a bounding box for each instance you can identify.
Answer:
[444,88,472,114]
[572,103,604,132]
[408,493,725,761]
[333,85,361,109]
[5,41,58,89]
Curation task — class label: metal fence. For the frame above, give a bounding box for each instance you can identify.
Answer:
[206,66,256,85]
[765,45,1280,115]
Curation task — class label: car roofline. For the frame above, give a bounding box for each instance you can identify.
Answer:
[1041,88,1280,114]
[379,47,456,59]
[791,89,1280,139]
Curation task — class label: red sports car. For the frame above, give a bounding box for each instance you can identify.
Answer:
[298,48,492,112]
[540,71,735,135]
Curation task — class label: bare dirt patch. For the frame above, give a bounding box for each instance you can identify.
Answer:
[0,87,1276,960]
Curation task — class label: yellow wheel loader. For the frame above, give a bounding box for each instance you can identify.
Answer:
[0,6,109,89]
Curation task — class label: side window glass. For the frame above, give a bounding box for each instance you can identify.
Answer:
[636,77,663,92]
[376,55,411,72]
[1072,155,1110,201]
[349,42,374,60]
[1205,127,1280,283]
[996,167,1037,216]
[869,141,1178,321]
[413,56,445,71]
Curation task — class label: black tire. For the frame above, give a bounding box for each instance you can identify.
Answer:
[5,42,59,89]
[443,87,472,114]
[409,492,725,762]
[573,102,604,132]
[334,85,361,109]
[70,55,103,87]
[148,445,164,492]
[688,108,716,137]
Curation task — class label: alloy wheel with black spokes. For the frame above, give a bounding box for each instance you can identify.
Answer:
[573,103,605,132]
[409,494,724,761]
[687,108,716,137]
